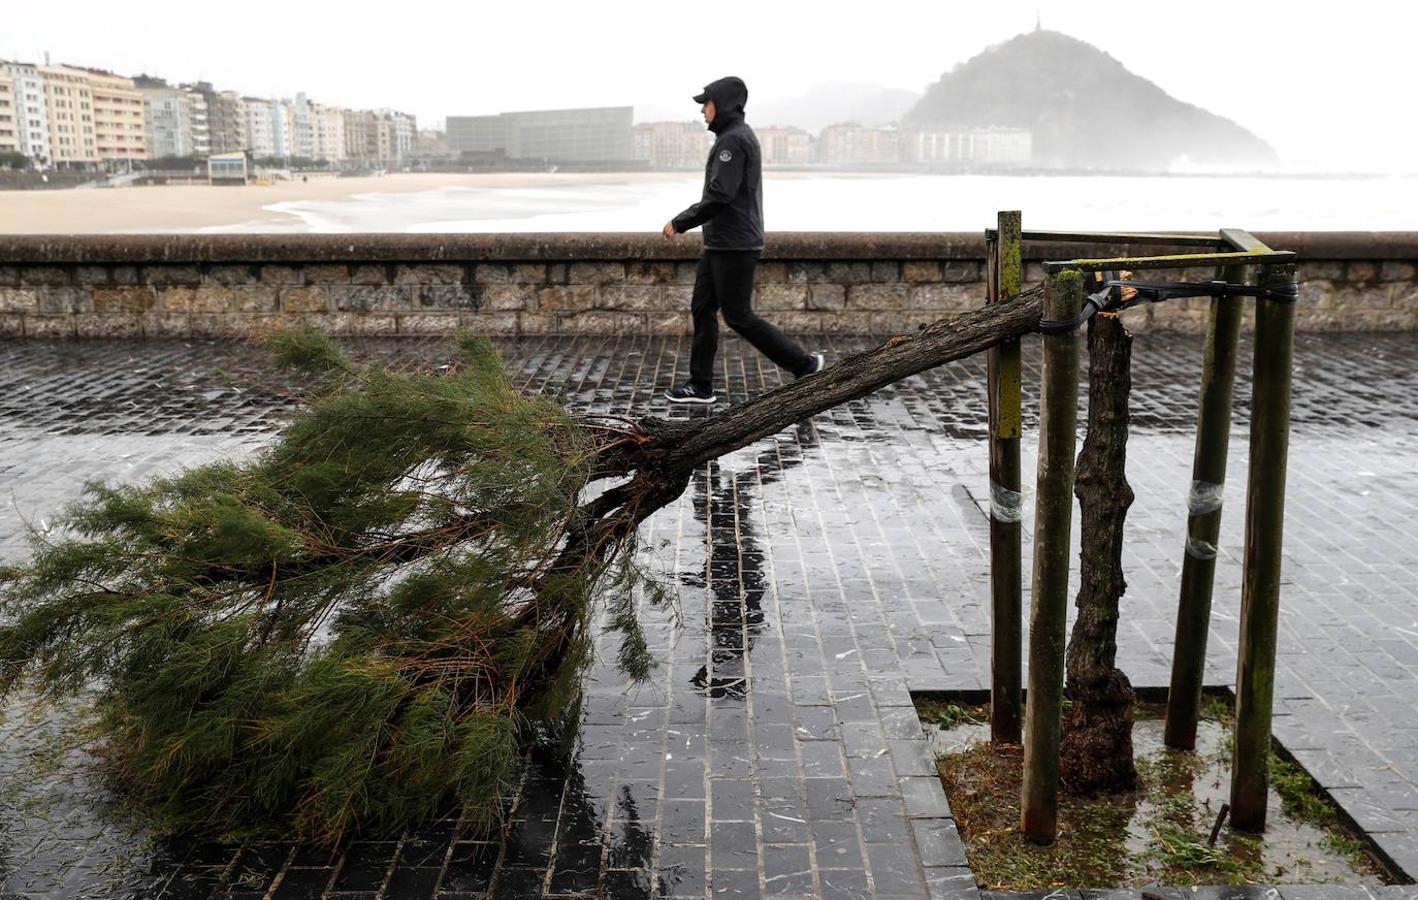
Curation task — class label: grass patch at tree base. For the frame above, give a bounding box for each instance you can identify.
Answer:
[922,700,1392,891]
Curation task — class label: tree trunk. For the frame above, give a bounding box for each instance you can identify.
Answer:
[1059,312,1139,795]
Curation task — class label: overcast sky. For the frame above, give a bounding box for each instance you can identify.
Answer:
[3,1,1412,171]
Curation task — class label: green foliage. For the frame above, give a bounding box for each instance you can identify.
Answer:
[0,330,666,843]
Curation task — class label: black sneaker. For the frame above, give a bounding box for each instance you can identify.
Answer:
[664,382,717,404]
[795,351,826,380]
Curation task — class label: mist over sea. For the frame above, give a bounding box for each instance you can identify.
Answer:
[202,173,1418,233]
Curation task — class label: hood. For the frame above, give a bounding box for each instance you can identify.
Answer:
[693,76,748,133]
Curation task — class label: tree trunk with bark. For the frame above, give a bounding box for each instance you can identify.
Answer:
[1059,312,1139,794]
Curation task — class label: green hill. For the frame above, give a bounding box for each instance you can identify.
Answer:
[904,29,1278,171]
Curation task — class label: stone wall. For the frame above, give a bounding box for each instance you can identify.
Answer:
[0,232,1414,338]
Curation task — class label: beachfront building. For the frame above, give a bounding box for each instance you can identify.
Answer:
[758,125,813,166]
[39,65,97,167]
[344,109,418,164]
[192,84,248,155]
[902,127,1032,167]
[207,151,248,185]
[0,73,17,155]
[313,103,346,163]
[633,121,709,169]
[815,122,900,166]
[0,62,52,166]
[244,97,296,160]
[136,76,210,160]
[80,67,148,166]
[448,106,635,165]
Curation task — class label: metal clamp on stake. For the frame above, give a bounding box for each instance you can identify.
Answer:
[1038,277,1299,335]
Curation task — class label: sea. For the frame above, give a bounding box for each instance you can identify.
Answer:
[202,172,1418,233]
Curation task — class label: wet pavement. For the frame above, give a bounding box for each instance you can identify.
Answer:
[2,332,1418,900]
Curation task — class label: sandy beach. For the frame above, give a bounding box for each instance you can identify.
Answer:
[0,172,695,234]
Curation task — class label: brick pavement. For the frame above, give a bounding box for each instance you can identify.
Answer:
[1,333,1417,900]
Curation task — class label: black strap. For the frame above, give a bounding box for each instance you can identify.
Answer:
[1038,277,1298,335]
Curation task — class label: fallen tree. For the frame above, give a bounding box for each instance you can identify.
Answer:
[0,286,1043,843]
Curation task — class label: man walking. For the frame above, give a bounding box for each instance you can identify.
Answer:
[662,76,823,404]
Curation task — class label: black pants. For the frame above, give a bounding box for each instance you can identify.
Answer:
[689,250,808,390]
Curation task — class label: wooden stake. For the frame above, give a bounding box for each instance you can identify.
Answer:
[1020,269,1083,844]
[1230,262,1298,833]
[1164,262,1248,750]
[988,210,1024,745]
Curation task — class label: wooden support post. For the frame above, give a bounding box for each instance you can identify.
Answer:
[988,210,1024,745]
[1230,262,1298,833]
[1164,262,1248,750]
[1020,269,1083,844]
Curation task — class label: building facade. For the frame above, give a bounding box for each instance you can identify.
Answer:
[81,67,147,163]
[758,126,813,166]
[903,127,1032,167]
[0,72,17,154]
[0,63,52,165]
[39,65,97,166]
[193,84,247,155]
[815,123,900,166]
[633,121,708,169]
[448,106,634,163]
[136,76,210,160]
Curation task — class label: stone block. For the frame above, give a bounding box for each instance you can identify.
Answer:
[0,314,22,336]
[556,310,643,333]
[847,283,910,310]
[537,285,596,312]
[662,285,694,310]
[807,284,847,311]
[518,312,560,335]
[1380,261,1417,282]
[595,285,667,311]
[142,265,203,285]
[753,284,807,311]
[20,266,71,286]
[826,261,874,284]
[645,312,691,335]
[773,310,830,334]
[38,287,91,314]
[458,312,521,335]
[754,262,788,284]
[0,288,39,313]
[259,264,303,284]
[1302,261,1346,281]
[230,286,280,313]
[546,263,570,285]
[908,284,979,311]
[205,264,260,285]
[416,284,481,309]
[871,260,899,282]
[143,312,193,338]
[349,264,392,285]
[396,313,460,334]
[74,266,112,285]
[1299,279,1337,309]
[187,286,237,313]
[902,261,941,283]
[332,285,410,312]
[338,313,400,335]
[394,263,465,285]
[89,287,152,314]
[1347,261,1378,283]
[510,263,547,284]
[674,261,700,284]
[157,286,198,311]
[626,261,677,284]
[24,315,76,338]
[75,313,143,338]
[472,263,512,284]
[111,266,139,285]
[0,266,18,286]
[1388,283,1418,310]
[1025,262,1046,283]
[568,262,625,285]
[941,260,983,283]
[482,285,535,311]
[787,261,823,283]
[280,286,331,313]
[303,264,349,283]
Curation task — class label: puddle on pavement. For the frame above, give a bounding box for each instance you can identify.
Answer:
[920,702,1393,891]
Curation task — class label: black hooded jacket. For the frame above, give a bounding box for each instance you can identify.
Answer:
[671,77,764,252]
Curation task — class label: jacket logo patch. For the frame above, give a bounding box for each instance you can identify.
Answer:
[718,150,733,162]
